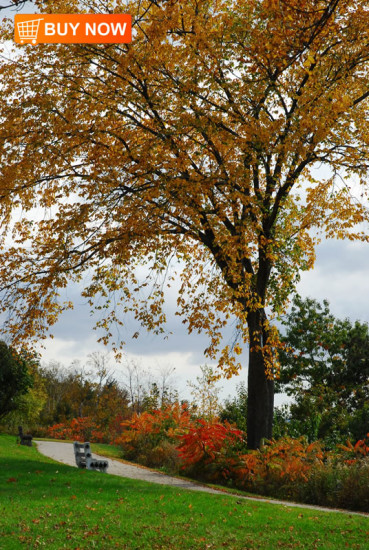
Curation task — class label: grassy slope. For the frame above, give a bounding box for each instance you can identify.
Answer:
[0,435,368,549]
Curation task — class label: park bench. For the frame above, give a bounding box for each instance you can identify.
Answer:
[18,426,33,446]
[73,441,109,473]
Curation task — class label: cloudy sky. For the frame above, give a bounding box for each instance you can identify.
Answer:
[25,237,367,404]
[2,1,369,404]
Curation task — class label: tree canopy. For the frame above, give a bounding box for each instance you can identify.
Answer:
[277,295,369,443]
[1,0,369,447]
[0,341,34,419]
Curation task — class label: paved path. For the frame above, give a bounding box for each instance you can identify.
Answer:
[35,440,368,517]
[35,440,220,493]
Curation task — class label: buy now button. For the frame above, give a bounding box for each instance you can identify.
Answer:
[14,14,132,44]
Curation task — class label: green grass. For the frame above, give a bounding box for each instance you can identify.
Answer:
[1,435,368,549]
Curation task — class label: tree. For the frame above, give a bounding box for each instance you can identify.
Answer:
[2,358,47,430]
[0,341,33,419]
[220,382,248,434]
[38,361,71,423]
[1,1,369,448]
[85,351,131,423]
[277,295,369,443]
[187,365,222,420]
[141,366,179,412]
[119,359,152,414]
[38,357,130,427]
[86,351,116,410]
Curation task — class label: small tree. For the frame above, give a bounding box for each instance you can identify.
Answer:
[0,341,33,420]
[188,365,221,420]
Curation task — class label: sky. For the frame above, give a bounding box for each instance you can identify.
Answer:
[25,237,368,405]
[2,1,369,404]
[1,1,34,18]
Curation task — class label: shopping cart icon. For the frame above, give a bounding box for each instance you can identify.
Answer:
[16,18,44,45]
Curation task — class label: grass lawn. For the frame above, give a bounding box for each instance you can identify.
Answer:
[1,435,368,549]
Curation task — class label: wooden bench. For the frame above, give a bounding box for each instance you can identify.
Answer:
[18,426,33,447]
[73,442,109,473]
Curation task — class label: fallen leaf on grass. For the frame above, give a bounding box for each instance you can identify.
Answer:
[18,536,32,543]
[7,477,17,483]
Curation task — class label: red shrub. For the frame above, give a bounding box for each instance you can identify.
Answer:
[47,417,103,442]
[177,419,244,480]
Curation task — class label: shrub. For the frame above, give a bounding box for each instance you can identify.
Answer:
[177,419,244,482]
[336,433,369,463]
[333,461,369,511]
[233,437,325,501]
[115,403,191,469]
[301,456,369,512]
[47,417,104,442]
[230,435,369,512]
[47,421,74,441]
[47,414,127,443]
[150,441,182,472]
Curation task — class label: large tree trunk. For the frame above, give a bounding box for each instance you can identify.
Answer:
[246,311,274,449]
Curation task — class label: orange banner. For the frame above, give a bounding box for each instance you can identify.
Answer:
[14,14,131,45]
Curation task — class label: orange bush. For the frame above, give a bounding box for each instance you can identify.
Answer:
[177,419,244,480]
[115,403,191,443]
[114,403,192,466]
[229,437,326,500]
[47,422,74,441]
[47,415,124,443]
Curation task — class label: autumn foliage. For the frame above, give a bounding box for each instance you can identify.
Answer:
[47,414,126,444]
[338,434,369,464]
[113,403,191,469]
[177,419,244,481]
[116,403,191,443]
[45,402,369,512]
[2,0,369,449]
[234,438,326,499]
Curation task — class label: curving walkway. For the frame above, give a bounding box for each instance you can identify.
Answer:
[35,440,220,493]
[35,440,368,517]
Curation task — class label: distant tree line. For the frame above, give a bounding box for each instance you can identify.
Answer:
[0,350,180,433]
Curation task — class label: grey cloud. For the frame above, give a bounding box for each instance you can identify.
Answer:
[298,238,369,322]
[49,279,244,365]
